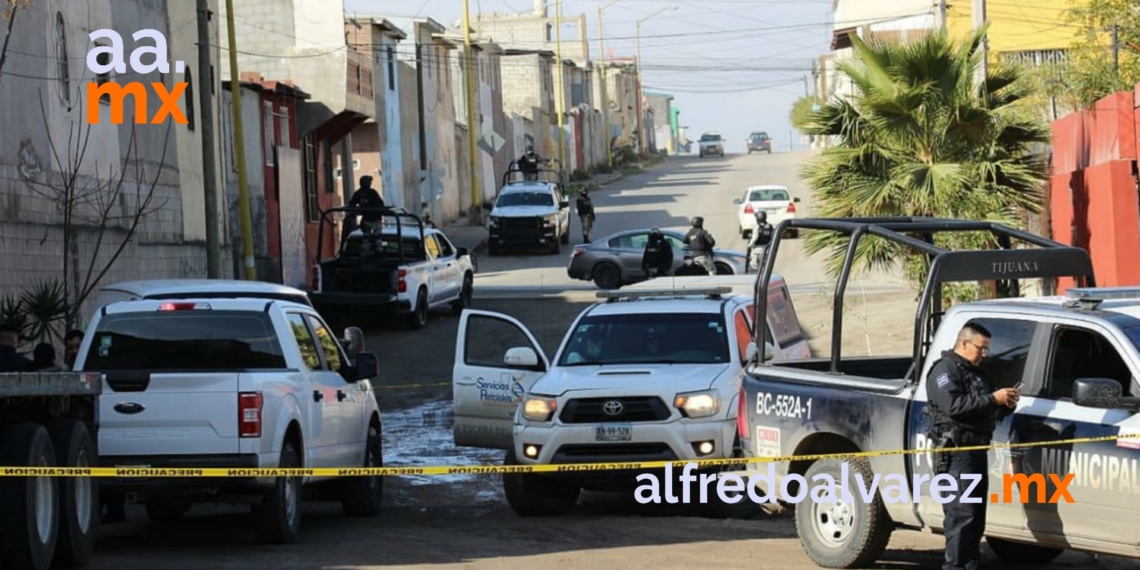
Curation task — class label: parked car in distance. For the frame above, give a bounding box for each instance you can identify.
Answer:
[735,185,801,239]
[747,132,772,154]
[567,228,748,289]
[698,132,725,158]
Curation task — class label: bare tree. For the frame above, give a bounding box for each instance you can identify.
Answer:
[20,90,172,330]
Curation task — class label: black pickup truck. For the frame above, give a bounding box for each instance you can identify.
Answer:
[734,218,1140,568]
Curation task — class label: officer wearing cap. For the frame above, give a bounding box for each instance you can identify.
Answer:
[925,322,1020,570]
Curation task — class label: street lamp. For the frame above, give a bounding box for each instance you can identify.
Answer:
[636,4,677,154]
[598,0,623,170]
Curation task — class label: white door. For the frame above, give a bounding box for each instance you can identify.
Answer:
[305,313,362,465]
[431,233,461,300]
[285,312,341,468]
[422,236,446,305]
[453,309,549,449]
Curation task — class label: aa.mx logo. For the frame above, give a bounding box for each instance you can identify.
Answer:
[85,30,188,125]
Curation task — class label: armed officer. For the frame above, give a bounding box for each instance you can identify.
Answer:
[925,322,1019,570]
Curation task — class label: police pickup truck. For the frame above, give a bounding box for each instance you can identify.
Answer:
[736,217,1140,568]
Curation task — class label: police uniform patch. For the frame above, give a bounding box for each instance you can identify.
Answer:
[936,373,950,388]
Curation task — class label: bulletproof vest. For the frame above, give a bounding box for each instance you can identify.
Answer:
[688,230,711,253]
[927,357,993,441]
[755,224,773,246]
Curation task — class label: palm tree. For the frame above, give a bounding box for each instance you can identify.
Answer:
[799,26,1051,296]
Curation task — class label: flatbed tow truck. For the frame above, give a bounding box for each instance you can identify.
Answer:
[0,371,103,570]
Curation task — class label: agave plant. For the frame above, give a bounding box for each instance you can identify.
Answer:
[20,278,69,344]
[799,25,1051,299]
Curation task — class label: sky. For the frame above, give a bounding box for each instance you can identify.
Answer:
[342,0,836,154]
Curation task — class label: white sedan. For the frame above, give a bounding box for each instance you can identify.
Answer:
[734,185,801,239]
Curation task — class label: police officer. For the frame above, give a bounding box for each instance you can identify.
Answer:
[925,322,1020,570]
[641,228,673,278]
[683,217,717,274]
[747,211,774,273]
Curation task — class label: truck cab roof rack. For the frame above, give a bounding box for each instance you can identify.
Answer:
[315,205,427,266]
[751,217,1096,378]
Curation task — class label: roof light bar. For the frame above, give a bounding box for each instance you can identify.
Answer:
[596,287,733,301]
[1062,287,1140,309]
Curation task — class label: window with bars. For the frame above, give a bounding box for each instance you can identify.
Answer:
[303,135,318,223]
[55,13,70,105]
[264,101,275,166]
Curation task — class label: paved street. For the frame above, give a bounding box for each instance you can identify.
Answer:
[77,150,1140,570]
[470,150,908,296]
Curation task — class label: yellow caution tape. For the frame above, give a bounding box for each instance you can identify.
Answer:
[0,433,1126,477]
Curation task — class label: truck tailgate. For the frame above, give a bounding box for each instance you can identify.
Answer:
[99,371,241,457]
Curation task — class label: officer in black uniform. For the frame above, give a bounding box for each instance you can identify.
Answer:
[925,322,1020,570]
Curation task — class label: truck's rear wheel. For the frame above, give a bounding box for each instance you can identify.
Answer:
[795,458,892,568]
[502,447,579,517]
[451,274,473,315]
[341,424,383,517]
[407,288,429,330]
[0,423,59,570]
[47,419,96,567]
[253,440,302,544]
[985,537,1063,564]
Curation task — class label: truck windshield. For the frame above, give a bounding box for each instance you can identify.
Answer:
[496,192,554,208]
[82,310,287,371]
[700,134,721,142]
[559,313,731,366]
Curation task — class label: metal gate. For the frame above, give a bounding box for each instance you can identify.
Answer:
[277,147,308,289]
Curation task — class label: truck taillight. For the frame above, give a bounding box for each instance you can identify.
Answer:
[737,386,749,441]
[398,269,407,293]
[744,203,754,214]
[787,202,796,214]
[239,392,263,438]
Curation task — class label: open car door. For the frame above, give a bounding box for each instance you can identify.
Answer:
[453,309,550,449]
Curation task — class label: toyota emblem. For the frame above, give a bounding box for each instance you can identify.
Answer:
[602,400,624,417]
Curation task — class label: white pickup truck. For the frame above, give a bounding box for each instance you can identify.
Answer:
[310,207,476,330]
[73,297,384,544]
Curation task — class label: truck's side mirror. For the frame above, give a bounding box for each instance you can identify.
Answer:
[505,346,544,371]
[351,351,379,381]
[560,200,570,209]
[342,326,364,358]
[793,197,801,203]
[456,246,470,258]
[1072,378,1127,409]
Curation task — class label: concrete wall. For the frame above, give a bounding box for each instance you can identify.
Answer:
[473,11,590,62]
[379,35,405,209]
[221,88,269,280]
[398,61,421,212]
[0,0,220,326]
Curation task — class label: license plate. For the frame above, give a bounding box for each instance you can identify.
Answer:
[595,423,631,442]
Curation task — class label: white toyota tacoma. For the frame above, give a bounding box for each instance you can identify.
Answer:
[73,297,384,544]
[451,279,810,517]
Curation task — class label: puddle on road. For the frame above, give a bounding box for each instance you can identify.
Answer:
[382,400,506,506]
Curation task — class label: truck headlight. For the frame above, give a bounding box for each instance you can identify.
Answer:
[489,216,501,228]
[544,214,558,226]
[674,390,719,418]
[522,396,558,422]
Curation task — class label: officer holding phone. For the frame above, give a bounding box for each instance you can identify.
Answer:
[925,322,1020,570]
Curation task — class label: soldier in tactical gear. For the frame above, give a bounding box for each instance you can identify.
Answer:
[641,228,673,278]
[747,211,774,273]
[683,216,717,274]
[925,322,1019,570]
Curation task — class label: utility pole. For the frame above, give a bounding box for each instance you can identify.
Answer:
[1113,23,1120,72]
[225,0,255,280]
[598,1,620,170]
[554,0,566,169]
[463,0,481,223]
[635,6,676,156]
[972,0,987,90]
[803,75,809,97]
[196,0,220,278]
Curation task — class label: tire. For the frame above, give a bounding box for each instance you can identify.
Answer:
[407,288,429,330]
[794,458,892,569]
[702,468,760,519]
[46,419,97,568]
[561,227,570,245]
[548,238,561,255]
[714,262,733,275]
[486,242,499,257]
[451,273,473,315]
[986,537,1063,564]
[502,447,580,517]
[592,263,621,290]
[0,423,59,570]
[253,439,302,544]
[144,497,191,523]
[341,423,383,517]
